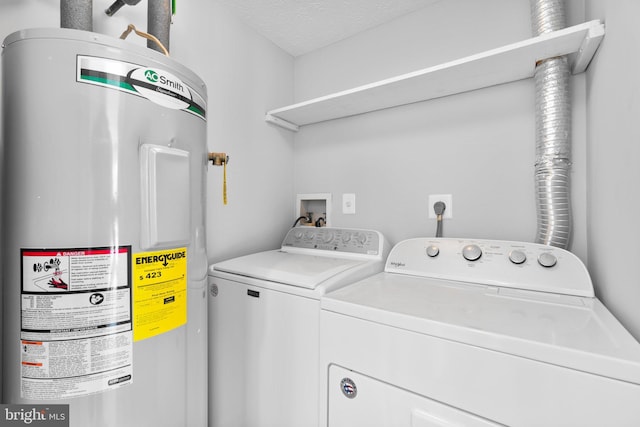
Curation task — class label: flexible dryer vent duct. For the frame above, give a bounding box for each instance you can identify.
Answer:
[60,0,93,32]
[531,0,572,249]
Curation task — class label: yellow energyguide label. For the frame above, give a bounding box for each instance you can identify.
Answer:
[132,248,187,341]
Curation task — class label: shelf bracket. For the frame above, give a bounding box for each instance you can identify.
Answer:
[265,113,300,132]
[571,20,605,74]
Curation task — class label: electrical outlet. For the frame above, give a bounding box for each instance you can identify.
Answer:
[342,193,356,214]
[428,194,453,219]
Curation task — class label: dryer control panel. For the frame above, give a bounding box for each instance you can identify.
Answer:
[282,227,384,256]
[385,238,593,297]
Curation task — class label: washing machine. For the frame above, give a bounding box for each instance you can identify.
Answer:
[320,238,640,427]
[208,227,390,427]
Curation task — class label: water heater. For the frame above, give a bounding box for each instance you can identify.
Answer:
[1,28,208,427]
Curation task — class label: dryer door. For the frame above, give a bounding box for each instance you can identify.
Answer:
[328,365,499,427]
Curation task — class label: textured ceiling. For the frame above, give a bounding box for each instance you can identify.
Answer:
[215,0,442,56]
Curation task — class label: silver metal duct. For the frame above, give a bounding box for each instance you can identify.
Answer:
[148,0,171,53]
[531,0,572,249]
[60,0,93,32]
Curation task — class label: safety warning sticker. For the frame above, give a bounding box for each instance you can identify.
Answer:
[20,246,133,400]
[132,247,187,341]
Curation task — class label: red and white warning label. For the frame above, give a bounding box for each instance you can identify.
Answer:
[20,246,133,400]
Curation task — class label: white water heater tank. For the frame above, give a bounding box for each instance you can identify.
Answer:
[1,28,208,427]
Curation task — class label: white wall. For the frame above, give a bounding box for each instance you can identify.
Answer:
[293,0,588,263]
[171,2,295,262]
[585,0,640,339]
[0,0,295,264]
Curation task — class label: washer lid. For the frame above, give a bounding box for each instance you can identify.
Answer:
[322,273,640,385]
[213,250,367,289]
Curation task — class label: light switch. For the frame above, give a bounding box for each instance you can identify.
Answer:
[342,193,356,214]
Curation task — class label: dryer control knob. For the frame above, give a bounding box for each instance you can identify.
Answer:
[341,233,352,243]
[426,245,440,257]
[538,252,557,268]
[462,244,482,261]
[509,250,527,265]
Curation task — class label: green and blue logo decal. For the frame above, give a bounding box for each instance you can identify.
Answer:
[77,56,206,120]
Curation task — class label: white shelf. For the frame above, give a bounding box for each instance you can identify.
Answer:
[265,20,604,132]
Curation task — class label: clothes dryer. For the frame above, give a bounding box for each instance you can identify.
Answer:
[208,227,389,427]
[320,238,640,427]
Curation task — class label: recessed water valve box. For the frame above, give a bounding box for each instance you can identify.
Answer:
[296,193,331,227]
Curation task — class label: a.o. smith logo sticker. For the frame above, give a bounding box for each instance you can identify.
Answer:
[128,67,191,110]
[76,55,206,120]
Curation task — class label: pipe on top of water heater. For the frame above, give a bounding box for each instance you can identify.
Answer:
[60,0,93,32]
[61,0,173,55]
[147,0,171,54]
[105,0,173,54]
[105,0,141,17]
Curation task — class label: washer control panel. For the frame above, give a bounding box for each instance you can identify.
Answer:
[282,227,383,256]
[385,238,593,297]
